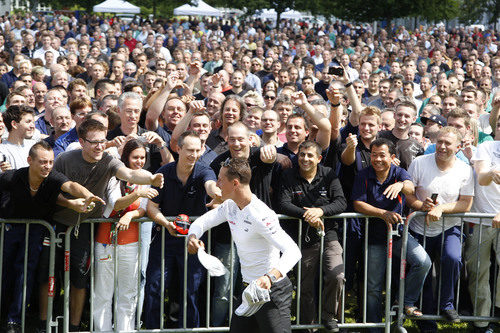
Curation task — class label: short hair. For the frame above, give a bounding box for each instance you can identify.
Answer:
[437,126,463,143]
[178,130,201,148]
[85,111,108,121]
[395,100,417,116]
[118,92,143,110]
[29,140,53,159]
[447,108,471,128]
[5,92,25,107]
[77,118,107,140]
[227,121,251,137]
[68,78,87,92]
[95,78,115,93]
[4,105,35,131]
[286,114,309,131]
[97,94,119,109]
[69,98,93,115]
[222,157,251,185]
[370,138,396,156]
[359,106,382,124]
[298,140,322,157]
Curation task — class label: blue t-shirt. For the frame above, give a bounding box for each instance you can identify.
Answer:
[352,164,411,244]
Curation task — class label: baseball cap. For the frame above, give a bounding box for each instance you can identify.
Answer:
[421,114,447,127]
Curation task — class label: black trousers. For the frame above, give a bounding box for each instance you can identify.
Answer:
[230,276,293,333]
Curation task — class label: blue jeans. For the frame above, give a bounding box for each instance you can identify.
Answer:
[412,226,462,332]
[143,227,205,329]
[211,242,240,327]
[367,234,431,327]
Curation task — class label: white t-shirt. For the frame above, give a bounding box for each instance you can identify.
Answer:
[479,113,492,135]
[189,195,301,283]
[0,139,37,171]
[471,141,500,215]
[408,153,475,237]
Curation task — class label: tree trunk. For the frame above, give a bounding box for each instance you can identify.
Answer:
[386,17,392,39]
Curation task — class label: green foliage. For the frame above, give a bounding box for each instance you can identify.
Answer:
[460,0,500,25]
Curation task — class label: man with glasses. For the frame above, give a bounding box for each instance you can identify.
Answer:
[42,118,164,332]
[187,158,301,333]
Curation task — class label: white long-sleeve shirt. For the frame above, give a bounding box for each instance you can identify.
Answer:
[189,195,301,283]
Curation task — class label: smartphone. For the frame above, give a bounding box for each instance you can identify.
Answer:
[0,154,5,163]
[328,66,344,76]
[430,193,438,203]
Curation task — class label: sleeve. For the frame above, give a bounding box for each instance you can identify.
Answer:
[320,176,347,216]
[407,158,419,186]
[103,177,121,218]
[200,165,217,183]
[459,165,475,197]
[51,170,70,188]
[188,203,228,239]
[471,142,491,163]
[278,171,306,218]
[398,167,412,182]
[351,170,368,202]
[255,213,301,276]
[109,154,126,176]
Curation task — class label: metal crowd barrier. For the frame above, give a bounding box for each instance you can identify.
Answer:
[0,214,398,333]
[0,219,58,333]
[395,212,500,333]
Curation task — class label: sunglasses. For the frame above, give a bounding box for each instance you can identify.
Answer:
[264,95,276,100]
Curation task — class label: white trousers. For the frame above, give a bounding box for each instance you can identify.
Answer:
[93,242,139,331]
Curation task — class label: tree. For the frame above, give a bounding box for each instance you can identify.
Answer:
[460,0,500,25]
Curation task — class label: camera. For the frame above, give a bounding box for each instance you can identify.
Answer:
[328,66,344,76]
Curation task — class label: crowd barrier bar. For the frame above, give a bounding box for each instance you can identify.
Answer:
[395,212,500,333]
[0,213,397,333]
[0,219,58,333]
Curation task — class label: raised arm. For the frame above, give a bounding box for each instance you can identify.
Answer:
[338,64,363,126]
[145,73,179,131]
[326,88,343,141]
[291,91,331,150]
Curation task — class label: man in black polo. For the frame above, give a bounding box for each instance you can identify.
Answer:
[144,131,221,329]
[279,140,347,332]
[0,141,103,333]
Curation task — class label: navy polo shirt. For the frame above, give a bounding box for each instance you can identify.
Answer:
[351,164,411,245]
[152,161,216,242]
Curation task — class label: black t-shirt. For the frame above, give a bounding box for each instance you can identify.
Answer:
[0,167,68,222]
[378,130,424,170]
[210,147,277,243]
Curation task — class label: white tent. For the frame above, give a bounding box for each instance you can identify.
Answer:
[256,8,303,20]
[173,0,222,17]
[93,0,140,13]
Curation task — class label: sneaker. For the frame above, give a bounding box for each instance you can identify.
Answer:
[6,322,21,333]
[441,309,460,323]
[322,318,340,332]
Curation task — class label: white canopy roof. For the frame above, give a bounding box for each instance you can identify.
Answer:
[173,0,222,17]
[93,0,140,13]
[256,8,303,20]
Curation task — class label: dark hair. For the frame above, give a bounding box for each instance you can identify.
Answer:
[370,138,396,156]
[178,130,201,148]
[4,105,35,131]
[221,95,247,122]
[77,118,107,140]
[95,78,115,93]
[286,113,309,131]
[298,140,322,157]
[121,138,147,168]
[222,157,251,185]
[29,140,53,159]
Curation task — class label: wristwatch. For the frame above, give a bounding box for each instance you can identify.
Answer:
[265,273,277,285]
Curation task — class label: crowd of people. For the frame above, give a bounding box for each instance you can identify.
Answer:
[0,11,498,333]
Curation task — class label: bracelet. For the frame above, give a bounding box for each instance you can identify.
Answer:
[344,82,352,88]
[331,102,341,107]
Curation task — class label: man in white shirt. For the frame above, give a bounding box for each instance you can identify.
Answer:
[33,33,60,65]
[407,126,474,329]
[465,118,500,331]
[187,158,301,333]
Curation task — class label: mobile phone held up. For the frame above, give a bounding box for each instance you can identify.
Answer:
[328,66,344,76]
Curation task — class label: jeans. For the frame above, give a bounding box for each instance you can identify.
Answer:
[211,242,240,327]
[367,234,431,329]
[230,277,293,333]
[143,227,205,329]
[412,226,462,332]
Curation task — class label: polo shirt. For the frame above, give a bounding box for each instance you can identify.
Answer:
[206,128,228,155]
[53,127,78,157]
[0,167,68,221]
[152,161,216,243]
[279,164,346,247]
[351,164,411,245]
